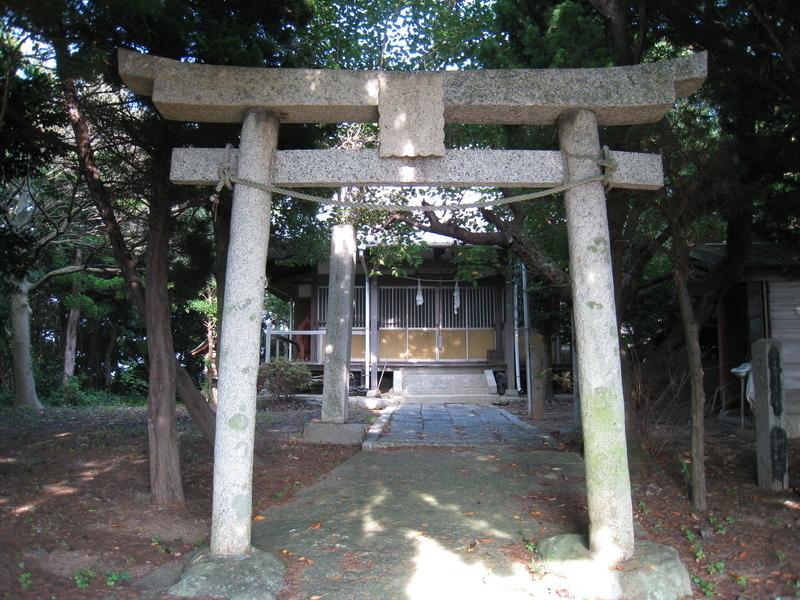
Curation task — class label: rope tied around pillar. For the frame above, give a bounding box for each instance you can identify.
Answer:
[210,144,617,213]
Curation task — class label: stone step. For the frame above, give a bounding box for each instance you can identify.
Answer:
[403,373,485,385]
[400,368,497,395]
[393,394,508,405]
[404,387,490,397]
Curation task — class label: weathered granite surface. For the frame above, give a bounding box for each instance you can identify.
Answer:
[170,147,664,190]
[211,109,279,556]
[118,48,706,126]
[321,224,357,424]
[537,534,692,600]
[167,547,285,600]
[560,108,633,561]
[378,72,445,157]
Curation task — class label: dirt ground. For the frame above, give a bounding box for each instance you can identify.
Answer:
[0,398,798,600]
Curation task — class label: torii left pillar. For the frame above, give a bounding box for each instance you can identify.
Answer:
[168,109,287,596]
[169,109,288,596]
[210,108,278,556]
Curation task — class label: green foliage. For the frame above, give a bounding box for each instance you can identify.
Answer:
[74,567,98,589]
[0,228,35,280]
[689,573,716,597]
[44,376,146,407]
[257,358,312,402]
[368,242,427,278]
[482,0,614,70]
[115,361,149,395]
[264,293,291,330]
[0,31,66,181]
[451,246,503,285]
[517,531,537,553]
[186,282,217,321]
[305,0,498,70]
[706,561,725,575]
[271,195,331,267]
[17,562,33,589]
[524,281,571,338]
[104,570,130,587]
[691,541,705,561]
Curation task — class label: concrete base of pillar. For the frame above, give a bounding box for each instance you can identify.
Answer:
[167,547,284,600]
[302,422,366,445]
[537,534,691,600]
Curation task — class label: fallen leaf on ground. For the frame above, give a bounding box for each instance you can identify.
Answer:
[253,515,266,521]
[308,522,322,529]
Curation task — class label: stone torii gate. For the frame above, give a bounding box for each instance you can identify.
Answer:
[118,48,705,595]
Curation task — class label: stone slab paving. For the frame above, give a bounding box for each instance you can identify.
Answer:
[362,403,557,449]
[251,446,586,600]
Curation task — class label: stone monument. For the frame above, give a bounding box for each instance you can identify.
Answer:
[119,49,706,600]
[751,339,789,491]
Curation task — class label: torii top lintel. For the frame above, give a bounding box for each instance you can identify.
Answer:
[118,48,706,158]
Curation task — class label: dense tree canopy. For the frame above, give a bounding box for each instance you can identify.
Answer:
[1,0,799,506]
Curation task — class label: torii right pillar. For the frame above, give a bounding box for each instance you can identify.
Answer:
[559,109,633,562]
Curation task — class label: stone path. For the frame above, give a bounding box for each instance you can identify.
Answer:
[251,446,587,600]
[363,403,556,449]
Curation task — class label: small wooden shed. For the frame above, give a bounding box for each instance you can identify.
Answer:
[696,243,800,438]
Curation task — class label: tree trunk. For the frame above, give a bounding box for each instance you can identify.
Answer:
[541,331,555,404]
[61,250,82,387]
[205,319,217,403]
[673,245,707,512]
[61,73,146,318]
[59,61,218,502]
[9,277,44,409]
[61,304,80,386]
[145,182,185,505]
[176,365,216,444]
[104,324,117,390]
[621,347,648,464]
[61,63,217,432]
[587,0,639,65]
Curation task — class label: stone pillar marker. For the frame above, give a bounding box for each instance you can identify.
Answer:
[752,339,789,491]
[559,108,634,562]
[529,344,545,421]
[303,224,365,445]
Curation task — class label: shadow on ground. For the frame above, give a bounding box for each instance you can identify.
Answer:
[254,446,586,600]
